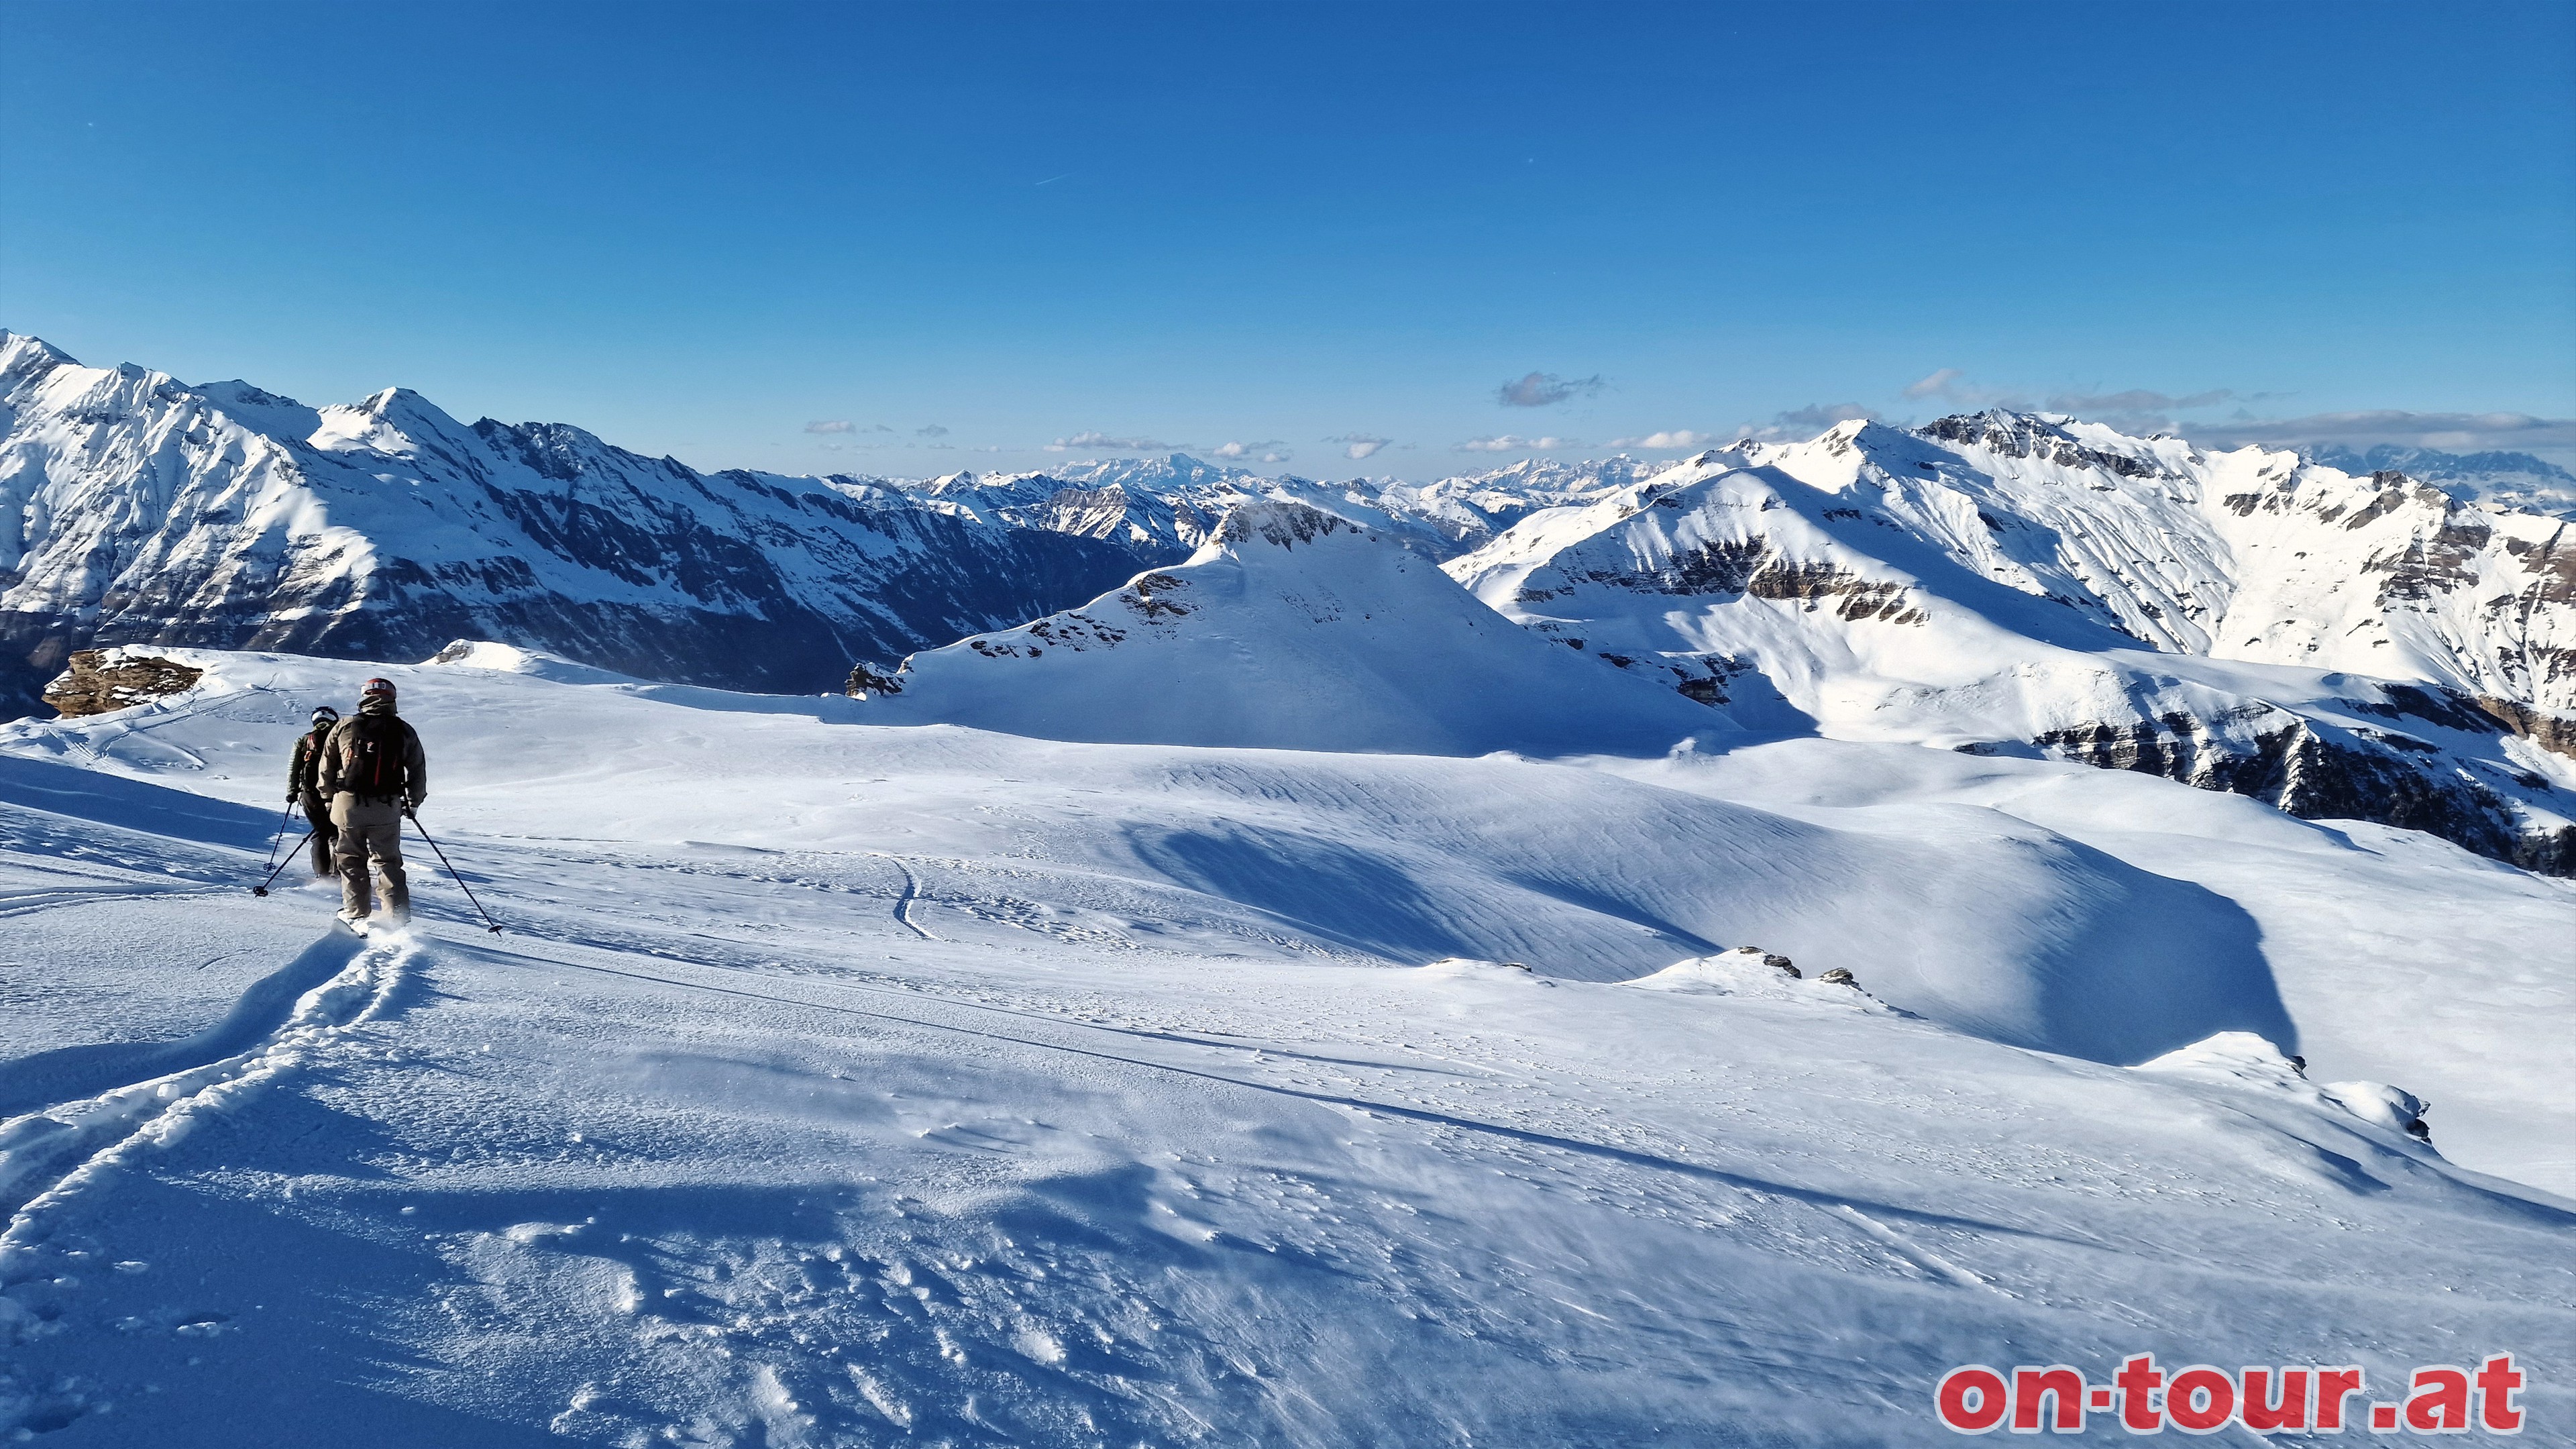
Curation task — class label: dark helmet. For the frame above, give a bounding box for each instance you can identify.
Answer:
[311,705,340,725]
[360,678,396,698]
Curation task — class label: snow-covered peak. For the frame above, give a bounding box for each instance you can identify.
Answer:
[186,379,325,444]
[311,386,476,458]
[860,498,1723,755]
[0,330,76,396]
[1044,451,1260,492]
[1209,497,1374,551]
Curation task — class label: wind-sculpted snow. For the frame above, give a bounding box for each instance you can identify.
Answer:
[0,333,1150,719]
[857,501,1728,756]
[0,647,2569,1443]
[1448,416,2576,870]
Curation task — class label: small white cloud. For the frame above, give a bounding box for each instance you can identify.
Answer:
[1497,372,1605,408]
[1456,434,1576,453]
[1606,429,1721,449]
[1045,430,1180,453]
[1326,433,1391,460]
[1902,368,1965,401]
[805,419,856,435]
[1210,439,1287,460]
[916,423,949,437]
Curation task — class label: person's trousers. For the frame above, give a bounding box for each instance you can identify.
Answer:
[329,795,411,920]
[302,798,337,877]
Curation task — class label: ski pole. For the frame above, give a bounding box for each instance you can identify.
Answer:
[263,800,298,871]
[251,831,315,896]
[404,808,503,934]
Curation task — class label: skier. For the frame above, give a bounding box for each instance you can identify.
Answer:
[321,677,427,930]
[286,705,341,877]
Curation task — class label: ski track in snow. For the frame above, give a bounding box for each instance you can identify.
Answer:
[0,932,414,1271]
[874,853,938,941]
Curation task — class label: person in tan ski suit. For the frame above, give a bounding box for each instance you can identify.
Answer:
[286,705,341,877]
[321,677,428,927]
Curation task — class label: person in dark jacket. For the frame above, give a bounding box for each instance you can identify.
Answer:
[286,705,341,877]
[321,678,427,926]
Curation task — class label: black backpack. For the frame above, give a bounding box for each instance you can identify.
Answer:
[337,714,417,801]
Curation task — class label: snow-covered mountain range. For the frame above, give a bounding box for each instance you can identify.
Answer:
[1439,413,2576,872]
[882,416,2575,871]
[8,332,2572,871]
[0,333,1150,718]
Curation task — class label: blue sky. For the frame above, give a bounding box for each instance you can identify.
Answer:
[5,1,2573,478]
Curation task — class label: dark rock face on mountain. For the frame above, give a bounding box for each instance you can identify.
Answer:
[0,334,1152,718]
[2033,690,2571,873]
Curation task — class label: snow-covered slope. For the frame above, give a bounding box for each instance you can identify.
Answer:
[1,647,2569,1444]
[1448,415,2576,871]
[0,333,1148,718]
[860,501,1727,755]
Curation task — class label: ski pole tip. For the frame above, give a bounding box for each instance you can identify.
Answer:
[252,887,268,897]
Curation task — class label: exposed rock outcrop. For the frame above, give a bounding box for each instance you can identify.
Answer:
[2032,694,2571,874]
[41,650,203,717]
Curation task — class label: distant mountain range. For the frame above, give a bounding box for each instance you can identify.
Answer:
[7,332,2570,869]
[2300,443,2575,516]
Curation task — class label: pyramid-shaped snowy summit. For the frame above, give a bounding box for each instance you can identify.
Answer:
[859,500,1725,754]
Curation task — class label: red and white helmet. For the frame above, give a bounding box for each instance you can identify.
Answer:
[360,677,396,698]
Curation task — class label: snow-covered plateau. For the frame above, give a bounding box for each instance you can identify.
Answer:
[1,641,2570,1445]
